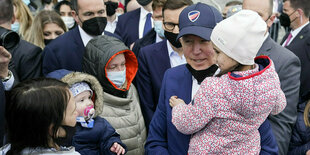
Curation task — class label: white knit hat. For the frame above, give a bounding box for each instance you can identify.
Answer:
[211,10,267,65]
[70,82,93,97]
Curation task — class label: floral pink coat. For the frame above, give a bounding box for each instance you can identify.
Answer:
[172,56,286,155]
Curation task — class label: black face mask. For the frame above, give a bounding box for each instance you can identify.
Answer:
[164,30,182,48]
[43,0,52,4]
[279,13,291,27]
[81,17,107,36]
[44,39,53,45]
[279,10,297,28]
[105,1,118,16]
[137,0,152,6]
[55,125,76,147]
[186,64,218,84]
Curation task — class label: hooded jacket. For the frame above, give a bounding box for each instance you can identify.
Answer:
[83,35,147,155]
[172,56,286,154]
[46,70,126,155]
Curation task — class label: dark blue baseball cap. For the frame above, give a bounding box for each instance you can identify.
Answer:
[177,3,222,41]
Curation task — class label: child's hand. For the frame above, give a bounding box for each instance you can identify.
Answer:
[110,142,125,155]
[169,96,185,107]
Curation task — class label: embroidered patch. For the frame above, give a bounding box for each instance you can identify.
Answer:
[188,10,200,22]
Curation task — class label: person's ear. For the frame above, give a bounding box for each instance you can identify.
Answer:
[266,14,276,28]
[11,15,16,24]
[71,10,80,24]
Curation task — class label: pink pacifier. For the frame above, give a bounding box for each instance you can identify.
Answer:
[84,105,95,120]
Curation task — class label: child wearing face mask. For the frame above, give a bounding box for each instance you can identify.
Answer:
[169,10,287,154]
[46,70,127,155]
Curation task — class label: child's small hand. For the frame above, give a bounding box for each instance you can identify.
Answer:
[110,142,125,155]
[169,96,185,107]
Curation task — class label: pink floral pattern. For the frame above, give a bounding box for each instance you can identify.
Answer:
[172,59,286,154]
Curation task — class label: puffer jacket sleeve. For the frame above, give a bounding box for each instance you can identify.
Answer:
[99,117,127,155]
[171,79,216,135]
[288,109,310,155]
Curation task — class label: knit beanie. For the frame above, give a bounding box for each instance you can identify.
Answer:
[211,10,267,65]
[70,82,93,97]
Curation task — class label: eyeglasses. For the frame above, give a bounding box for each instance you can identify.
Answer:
[163,22,179,31]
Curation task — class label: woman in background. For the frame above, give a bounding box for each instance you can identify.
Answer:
[25,10,67,49]
[12,0,34,38]
[54,0,76,30]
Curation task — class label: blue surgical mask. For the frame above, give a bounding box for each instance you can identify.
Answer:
[22,0,30,5]
[107,68,126,88]
[11,22,20,33]
[154,20,165,38]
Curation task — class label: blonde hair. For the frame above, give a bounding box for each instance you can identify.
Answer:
[25,10,67,49]
[304,100,310,127]
[13,0,33,38]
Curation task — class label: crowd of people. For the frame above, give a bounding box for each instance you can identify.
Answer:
[0,0,309,154]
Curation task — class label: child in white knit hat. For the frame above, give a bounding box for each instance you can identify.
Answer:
[70,80,126,155]
[169,10,287,154]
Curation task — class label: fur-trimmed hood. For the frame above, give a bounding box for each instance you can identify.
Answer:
[46,69,104,117]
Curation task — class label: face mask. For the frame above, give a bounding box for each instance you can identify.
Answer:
[54,125,76,147]
[137,0,152,6]
[105,1,119,16]
[116,13,122,17]
[43,0,52,4]
[154,20,165,38]
[22,0,30,5]
[164,30,182,48]
[11,22,20,33]
[81,17,107,36]
[107,68,126,88]
[279,10,297,28]
[61,16,75,29]
[44,39,54,45]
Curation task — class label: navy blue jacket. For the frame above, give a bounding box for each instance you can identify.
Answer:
[42,26,120,75]
[114,8,140,47]
[288,101,310,155]
[73,117,126,155]
[145,64,278,155]
[136,40,170,128]
[0,82,5,147]
[132,28,156,57]
[281,23,310,97]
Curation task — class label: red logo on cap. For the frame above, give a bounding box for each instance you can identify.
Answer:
[188,10,200,22]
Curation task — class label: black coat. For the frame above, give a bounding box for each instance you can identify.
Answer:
[0,82,5,147]
[9,39,42,82]
[281,23,310,97]
[132,28,156,57]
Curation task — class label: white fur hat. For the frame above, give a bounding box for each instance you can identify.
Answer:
[211,10,267,65]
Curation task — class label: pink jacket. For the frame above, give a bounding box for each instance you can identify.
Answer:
[172,56,286,154]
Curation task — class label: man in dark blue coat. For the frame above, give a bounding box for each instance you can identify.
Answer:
[42,0,120,75]
[136,0,193,128]
[145,3,278,155]
[132,0,166,56]
[280,0,310,99]
[114,0,153,47]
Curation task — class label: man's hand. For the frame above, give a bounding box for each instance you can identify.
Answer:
[0,46,11,79]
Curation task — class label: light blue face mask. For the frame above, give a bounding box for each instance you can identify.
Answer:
[154,20,165,38]
[11,22,20,33]
[22,0,30,5]
[107,68,126,88]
